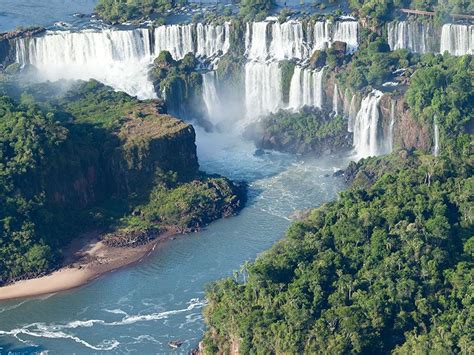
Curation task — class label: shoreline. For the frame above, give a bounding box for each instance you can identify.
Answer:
[0,229,179,302]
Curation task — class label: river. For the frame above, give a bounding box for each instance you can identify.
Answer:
[0,2,349,353]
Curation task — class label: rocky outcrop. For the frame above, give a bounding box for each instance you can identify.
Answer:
[0,27,45,67]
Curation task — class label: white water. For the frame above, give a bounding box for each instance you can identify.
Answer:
[387,21,433,53]
[332,83,339,115]
[269,21,307,60]
[387,99,396,154]
[347,94,359,133]
[288,66,324,110]
[332,21,359,53]
[245,20,359,61]
[440,24,473,56]
[433,122,440,156]
[202,71,222,124]
[196,22,230,58]
[15,28,156,99]
[353,90,383,158]
[154,24,194,60]
[245,61,283,119]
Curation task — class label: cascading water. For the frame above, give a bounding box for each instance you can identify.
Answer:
[311,21,331,51]
[332,83,339,115]
[387,21,435,53]
[246,22,269,61]
[347,94,359,133]
[245,20,359,61]
[14,28,156,99]
[154,24,194,60]
[440,24,473,56]
[288,66,324,110]
[245,61,283,119]
[353,90,383,158]
[202,71,222,124]
[433,122,440,157]
[196,22,230,58]
[269,21,307,60]
[386,99,396,154]
[332,21,359,53]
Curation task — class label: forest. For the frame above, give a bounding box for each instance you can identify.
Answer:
[202,55,473,353]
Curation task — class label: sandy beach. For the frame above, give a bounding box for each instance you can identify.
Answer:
[0,230,178,301]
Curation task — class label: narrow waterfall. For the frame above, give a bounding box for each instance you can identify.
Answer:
[202,71,221,123]
[387,21,435,53]
[154,24,194,60]
[440,24,473,56]
[386,99,396,154]
[245,61,283,119]
[246,22,269,61]
[288,66,324,110]
[347,94,359,133]
[196,22,230,58]
[14,28,156,99]
[269,21,307,60]
[332,21,359,53]
[433,122,440,157]
[353,90,383,158]
[332,83,339,115]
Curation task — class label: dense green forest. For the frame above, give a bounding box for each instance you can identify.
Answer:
[0,80,245,285]
[202,54,473,353]
[95,0,188,22]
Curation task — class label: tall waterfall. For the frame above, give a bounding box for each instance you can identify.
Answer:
[311,21,331,50]
[387,21,435,53]
[196,22,231,58]
[440,24,473,56]
[433,122,440,157]
[14,28,156,99]
[332,83,339,115]
[202,71,221,123]
[154,24,194,60]
[245,61,283,119]
[288,66,324,110]
[353,90,383,158]
[246,22,269,61]
[347,94,359,133]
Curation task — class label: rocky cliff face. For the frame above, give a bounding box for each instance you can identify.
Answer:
[0,27,45,67]
[45,102,199,210]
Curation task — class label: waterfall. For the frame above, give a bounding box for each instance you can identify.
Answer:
[440,24,473,56]
[269,21,307,60]
[154,24,194,60]
[288,66,324,110]
[311,21,331,51]
[433,122,440,157]
[353,90,383,158]
[332,83,339,115]
[196,22,230,58]
[246,22,269,61]
[347,94,359,133]
[14,28,156,99]
[387,21,434,53]
[332,21,359,53]
[245,61,283,119]
[387,99,396,154]
[245,20,359,61]
[202,71,221,123]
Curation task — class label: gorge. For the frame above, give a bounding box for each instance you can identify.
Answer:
[0,1,472,353]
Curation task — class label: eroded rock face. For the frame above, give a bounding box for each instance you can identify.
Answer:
[0,27,45,66]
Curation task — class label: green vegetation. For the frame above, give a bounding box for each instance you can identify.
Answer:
[0,80,245,285]
[259,108,350,155]
[202,52,474,353]
[95,0,187,23]
[238,0,276,21]
[149,51,203,115]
